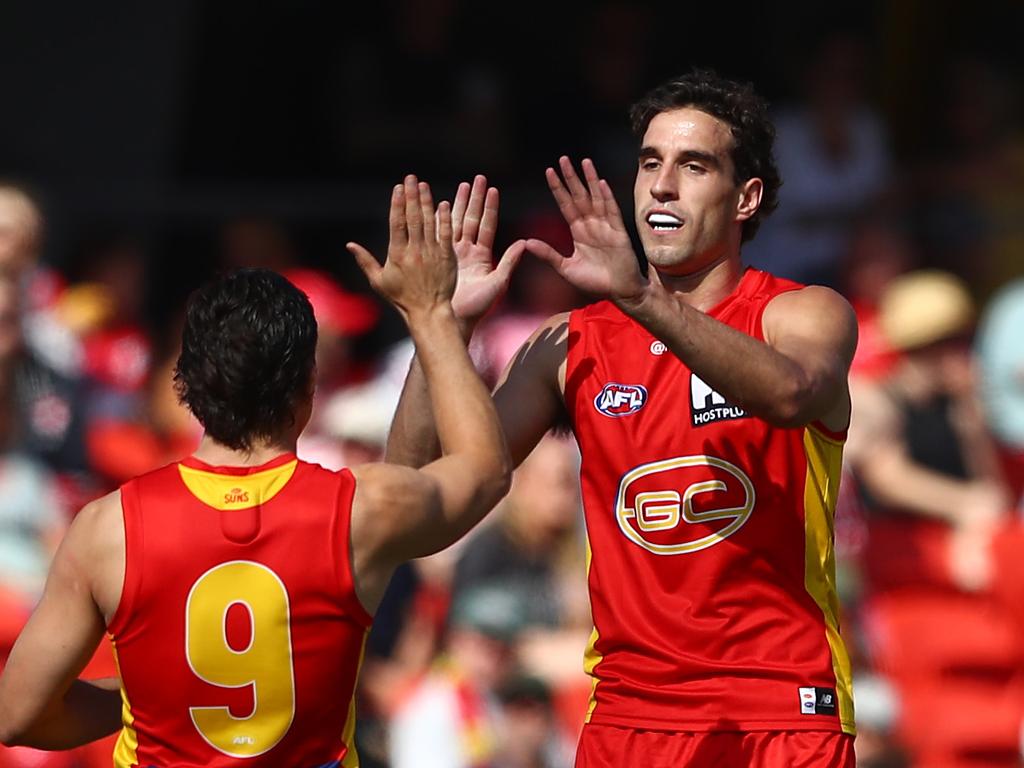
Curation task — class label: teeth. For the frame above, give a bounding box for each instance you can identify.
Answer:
[647,213,682,229]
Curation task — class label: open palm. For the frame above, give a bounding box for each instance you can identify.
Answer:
[450,175,524,324]
[524,157,645,301]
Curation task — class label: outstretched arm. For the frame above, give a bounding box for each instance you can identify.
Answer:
[622,279,857,430]
[0,500,123,749]
[346,176,514,609]
[385,175,524,468]
[525,157,856,431]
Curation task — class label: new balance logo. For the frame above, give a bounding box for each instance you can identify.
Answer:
[798,686,838,716]
[690,374,746,427]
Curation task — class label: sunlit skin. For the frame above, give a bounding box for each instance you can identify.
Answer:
[633,108,762,287]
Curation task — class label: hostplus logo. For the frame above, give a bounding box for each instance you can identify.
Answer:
[690,374,746,427]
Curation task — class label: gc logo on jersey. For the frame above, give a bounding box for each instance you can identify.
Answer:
[690,374,746,427]
[615,455,755,555]
[594,383,648,417]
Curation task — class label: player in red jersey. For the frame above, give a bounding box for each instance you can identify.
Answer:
[0,175,512,766]
[386,70,859,766]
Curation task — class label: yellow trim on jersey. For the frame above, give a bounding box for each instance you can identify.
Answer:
[178,460,298,511]
[582,540,602,723]
[111,640,139,768]
[802,426,856,735]
[341,633,369,768]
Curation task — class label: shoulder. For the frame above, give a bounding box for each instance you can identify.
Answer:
[763,285,858,352]
[53,491,124,602]
[765,283,855,318]
[70,491,123,542]
[499,312,571,382]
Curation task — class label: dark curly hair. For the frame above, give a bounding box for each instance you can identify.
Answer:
[629,68,781,242]
[174,269,318,451]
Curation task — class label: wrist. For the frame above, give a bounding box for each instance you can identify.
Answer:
[405,303,457,330]
[612,279,663,319]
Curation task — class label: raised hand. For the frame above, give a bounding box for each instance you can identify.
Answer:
[347,175,456,321]
[449,175,524,325]
[524,157,646,301]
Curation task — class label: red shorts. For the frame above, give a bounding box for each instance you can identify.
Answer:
[575,724,855,768]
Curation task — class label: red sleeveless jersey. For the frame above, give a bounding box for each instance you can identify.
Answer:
[565,268,855,734]
[107,453,371,767]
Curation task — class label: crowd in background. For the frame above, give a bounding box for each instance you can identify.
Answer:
[1,12,1024,768]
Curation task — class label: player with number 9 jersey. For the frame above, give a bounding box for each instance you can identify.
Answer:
[108,453,369,768]
[0,182,513,766]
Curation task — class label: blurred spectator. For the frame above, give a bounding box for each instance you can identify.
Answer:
[746,32,890,287]
[848,270,1024,766]
[849,270,1007,591]
[493,675,574,768]
[0,278,88,475]
[0,186,43,282]
[389,586,526,768]
[452,435,582,629]
[0,450,65,603]
[318,381,396,466]
[851,675,907,768]
[976,278,1024,505]
[0,186,78,381]
[67,235,153,420]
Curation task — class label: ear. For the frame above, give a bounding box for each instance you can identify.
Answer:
[735,178,763,223]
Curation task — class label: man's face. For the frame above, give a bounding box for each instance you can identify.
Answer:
[633,107,755,276]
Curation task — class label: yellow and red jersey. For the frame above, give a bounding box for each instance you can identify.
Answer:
[565,268,854,734]
[107,453,371,767]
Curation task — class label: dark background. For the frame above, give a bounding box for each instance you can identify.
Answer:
[0,0,1021,341]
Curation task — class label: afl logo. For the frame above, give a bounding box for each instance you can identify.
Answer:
[594,383,648,417]
[615,455,755,555]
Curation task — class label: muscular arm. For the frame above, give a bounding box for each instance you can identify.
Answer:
[617,282,858,431]
[347,177,514,609]
[386,312,567,471]
[385,352,443,468]
[351,305,514,608]
[0,499,123,749]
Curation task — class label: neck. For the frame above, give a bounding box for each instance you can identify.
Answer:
[192,434,298,467]
[655,253,745,313]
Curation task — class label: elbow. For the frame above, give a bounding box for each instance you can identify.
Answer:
[0,707,28,747]
[486,456,514,508]
[476,452,513,512]
[763,387,813,429]
[762,372,831,429]
[0,732,26,749]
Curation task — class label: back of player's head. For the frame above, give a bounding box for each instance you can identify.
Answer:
[175,268,318,451]
[629,68,781,243]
